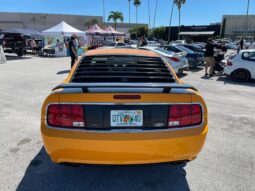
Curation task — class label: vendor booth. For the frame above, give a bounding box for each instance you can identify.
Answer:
[85,24,125,47]
[42,21,86,57]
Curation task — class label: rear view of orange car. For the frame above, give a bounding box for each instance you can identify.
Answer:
[41,48,208,165]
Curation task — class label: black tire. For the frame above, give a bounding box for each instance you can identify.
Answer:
[16,49,24,57]
[231,69,251,82]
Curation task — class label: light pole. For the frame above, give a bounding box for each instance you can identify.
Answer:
[103,0,105,26]
[168,0,175,43]
[153,0,158,29]
[128,0,131,27]
[244,0,250,39]
[148,0,151,28]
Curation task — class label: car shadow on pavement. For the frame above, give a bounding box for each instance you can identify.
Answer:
[17,147,190,191]
[217,76,255,87]
[5,55,32,61]
[57,70,70,75]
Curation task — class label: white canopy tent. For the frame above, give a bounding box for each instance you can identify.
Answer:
[42,21,85,36]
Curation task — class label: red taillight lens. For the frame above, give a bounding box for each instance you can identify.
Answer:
[168,104,202,128]
[227,60,233,66]
[47,104,85,128]
[168,57,180,62]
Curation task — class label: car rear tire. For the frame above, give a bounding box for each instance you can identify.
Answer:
[16,49,25,57]
[231,69,251,82]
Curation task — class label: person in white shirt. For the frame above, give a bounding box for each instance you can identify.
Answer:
[0,34,6,63]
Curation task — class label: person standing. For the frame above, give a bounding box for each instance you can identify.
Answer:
[0,34,6,63]
[72,34,79,59]
[30,38,37,55]
[69,36,77,68]
[239,38,244,51]
[204,38,215,77]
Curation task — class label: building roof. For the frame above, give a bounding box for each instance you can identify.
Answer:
[179,31,215,36]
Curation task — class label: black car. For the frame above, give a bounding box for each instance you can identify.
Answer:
[164,45,204,68]
[1,33,29,56]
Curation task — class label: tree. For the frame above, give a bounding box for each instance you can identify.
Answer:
[152,26,166,39]
[133,0,141,24]
[129,26,149,39]
[40,14,47,30]
[108,11,124,29]
[84,19,99,29]
[30,16,36,30]
[174,0,186,40]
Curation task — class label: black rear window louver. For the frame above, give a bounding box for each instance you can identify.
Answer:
[71,55,175,83]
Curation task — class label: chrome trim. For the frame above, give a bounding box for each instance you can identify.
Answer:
[44,102,205,133]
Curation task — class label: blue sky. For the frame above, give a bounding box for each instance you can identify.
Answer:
[0,0,254,26]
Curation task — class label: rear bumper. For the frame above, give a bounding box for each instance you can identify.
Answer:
[41,124,208,165]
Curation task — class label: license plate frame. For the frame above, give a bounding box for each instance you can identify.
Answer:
[110,110,143,127]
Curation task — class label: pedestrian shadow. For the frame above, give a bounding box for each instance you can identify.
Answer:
[57,70,70,75]
[16,147,190,191]
[217,76,255,87]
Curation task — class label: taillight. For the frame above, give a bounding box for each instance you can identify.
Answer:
[47,104,85,128]
[168,104,202,128]
[227,60,233,66]
[168,57,180,62]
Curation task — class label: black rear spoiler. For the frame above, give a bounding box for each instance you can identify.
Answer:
[52,83,197,93]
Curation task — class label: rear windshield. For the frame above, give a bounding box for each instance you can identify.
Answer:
[176,46,193,53]
[154,48,174,55]
[71,55,175,83]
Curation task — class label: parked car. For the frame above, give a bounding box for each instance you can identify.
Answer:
[147,40,161,47]
[1,33,28,56]
[100,41,130,49]
[178,44,205,54]
[164,45,204,68]
[224,49,255,82]
[139,46,189,74]
[41,48,208,165]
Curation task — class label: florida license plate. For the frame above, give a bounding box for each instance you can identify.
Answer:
[110,110,143,127]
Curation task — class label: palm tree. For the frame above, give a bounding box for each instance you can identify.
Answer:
[174,0,186,40]
[30,16,36,29]
[108,11,124,29]
[133,0,141,24]
[84,19,99,29]
[168,0,175,43]
[40,14,47,30]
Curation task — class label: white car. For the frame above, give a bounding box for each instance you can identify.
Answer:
[99,42,129,49]
[224,49,255,82]
[147,41,161,47]
[139,46,189,74]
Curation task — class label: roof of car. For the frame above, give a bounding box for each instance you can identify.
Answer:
[86,48,160,57]
[239,49,255,53]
